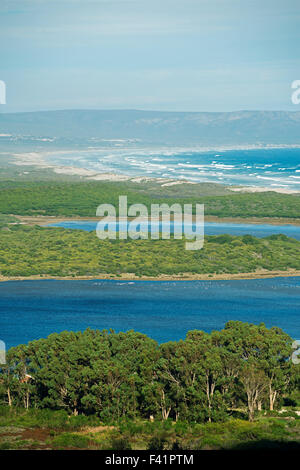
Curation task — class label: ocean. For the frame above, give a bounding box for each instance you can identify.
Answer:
[44,147,300,190]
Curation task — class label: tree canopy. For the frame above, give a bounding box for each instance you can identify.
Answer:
[1,322,298,423]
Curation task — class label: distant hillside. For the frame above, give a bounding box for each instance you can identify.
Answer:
[1,109,300,145]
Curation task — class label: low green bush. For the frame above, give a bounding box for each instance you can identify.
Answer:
[51,432,91,449]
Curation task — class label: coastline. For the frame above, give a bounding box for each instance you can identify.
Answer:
[1,269,300,283]
[9,148,300,195]
[15,214,300,227]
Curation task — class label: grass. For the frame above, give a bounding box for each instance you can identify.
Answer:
[1,409,299,450]
[0,407,100,430]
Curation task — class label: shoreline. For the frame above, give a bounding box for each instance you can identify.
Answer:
[15,214,300,227]
[9,149,300,195]
[1,269,300,283]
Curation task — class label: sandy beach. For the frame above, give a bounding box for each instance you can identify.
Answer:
[10,149,300,194]
[1,269,300,283]
[15,214,300,227]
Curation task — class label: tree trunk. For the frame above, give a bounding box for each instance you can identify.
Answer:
[247,391,257,422]
[269,388,277,411]
[7,387,12,407]
[206,374,215,423]
[257,400,262,411]
[249,408,254,421]
[160,389,171,420]
[24,390,29,410]
[162,407,171,420]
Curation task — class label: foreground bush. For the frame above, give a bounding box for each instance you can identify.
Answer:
[1,322,298,424]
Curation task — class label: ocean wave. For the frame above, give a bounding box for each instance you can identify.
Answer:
[15,146,300,191]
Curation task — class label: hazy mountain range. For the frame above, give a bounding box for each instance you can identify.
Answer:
[1,109,300,146]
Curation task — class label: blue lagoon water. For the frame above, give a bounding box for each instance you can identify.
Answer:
[46,220,300,240]
[0,278,299,348]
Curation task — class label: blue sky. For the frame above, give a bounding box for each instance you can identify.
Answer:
[0,0,299,112]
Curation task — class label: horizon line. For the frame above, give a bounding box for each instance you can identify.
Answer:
[1,108,300,115]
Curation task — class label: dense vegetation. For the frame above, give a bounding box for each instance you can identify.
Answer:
[1,323,299,420]
[0,180,299,219]
[0,322,299,449]
[0,214,18,227]
[0,224,299,277]
[0,408,299,450]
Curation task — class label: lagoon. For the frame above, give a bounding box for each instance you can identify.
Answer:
[46,220,300,240]
[0,278,299,349]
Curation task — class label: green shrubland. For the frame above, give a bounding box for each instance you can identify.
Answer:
[0,225,299,277]
[0,180,299,218]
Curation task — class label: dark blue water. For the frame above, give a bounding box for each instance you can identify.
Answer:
[46,220,300,240]
[0,278,299,349]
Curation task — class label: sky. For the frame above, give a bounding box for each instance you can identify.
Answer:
[0,0,300,112]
